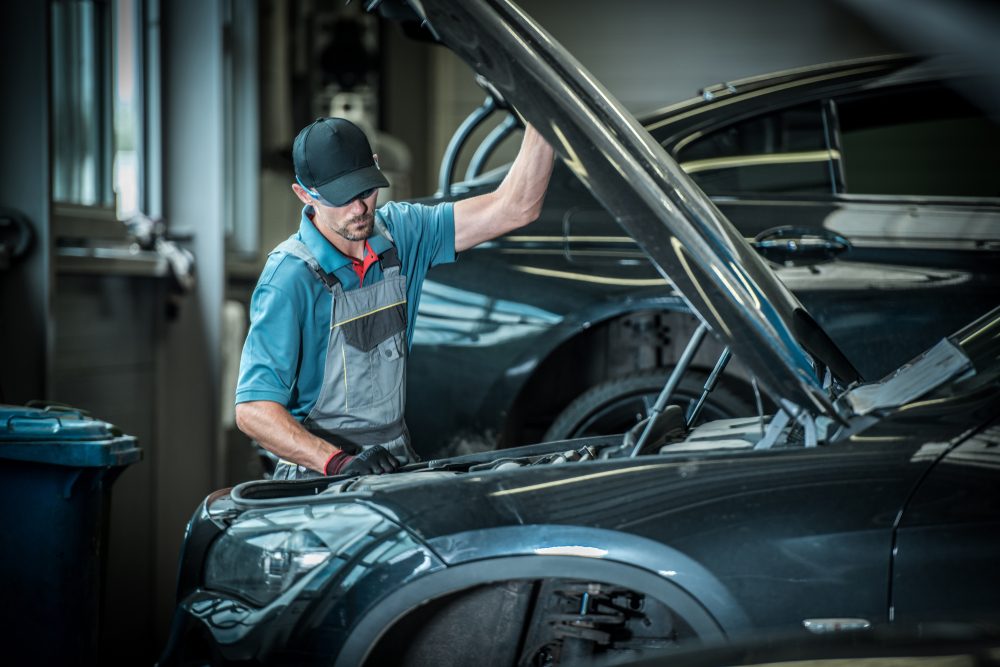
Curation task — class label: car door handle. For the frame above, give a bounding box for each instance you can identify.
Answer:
[752,226,852,266]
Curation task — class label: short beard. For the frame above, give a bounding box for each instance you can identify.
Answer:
[334,212,375,241]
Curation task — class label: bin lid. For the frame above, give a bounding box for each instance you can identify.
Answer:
[0,404,141,467]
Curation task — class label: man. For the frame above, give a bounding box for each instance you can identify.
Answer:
[235,116,554,480]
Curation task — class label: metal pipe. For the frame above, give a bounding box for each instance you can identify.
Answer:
[631,322,708,457]
[436,96,496,197]
[465,112,519,181]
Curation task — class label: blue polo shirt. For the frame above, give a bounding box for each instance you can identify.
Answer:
[236,201,455,418]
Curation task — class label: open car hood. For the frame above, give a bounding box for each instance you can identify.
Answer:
[391,0,844,420]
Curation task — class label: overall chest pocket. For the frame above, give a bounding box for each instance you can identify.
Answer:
[339,300,406,352]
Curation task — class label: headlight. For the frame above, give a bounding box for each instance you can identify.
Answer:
[204,502,389,606]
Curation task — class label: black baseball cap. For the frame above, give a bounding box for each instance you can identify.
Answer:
[292,117,389,206]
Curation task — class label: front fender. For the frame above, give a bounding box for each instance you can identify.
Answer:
[430,524,750,632]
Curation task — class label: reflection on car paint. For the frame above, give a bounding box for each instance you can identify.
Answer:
[513,264,669,287]
[411,279,560,347]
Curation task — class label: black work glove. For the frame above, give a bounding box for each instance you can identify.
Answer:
[341,445,400,475]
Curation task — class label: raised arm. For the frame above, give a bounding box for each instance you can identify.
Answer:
[453,123,555,253]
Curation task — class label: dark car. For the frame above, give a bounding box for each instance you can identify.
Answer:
[159,1,1000,665]
[406,53,1000,456]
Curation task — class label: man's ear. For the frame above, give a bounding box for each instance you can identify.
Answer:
[291,183,312,205]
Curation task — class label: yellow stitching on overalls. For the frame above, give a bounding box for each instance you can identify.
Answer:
[330,299,407,329]
[341,343,349,413]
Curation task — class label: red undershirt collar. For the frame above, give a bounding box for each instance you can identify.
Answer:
[349,241,379,286]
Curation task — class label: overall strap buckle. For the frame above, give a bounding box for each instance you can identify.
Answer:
[315,267,341,290]
[378,245,401,271]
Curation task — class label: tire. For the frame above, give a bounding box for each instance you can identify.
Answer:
[543,369,754,441]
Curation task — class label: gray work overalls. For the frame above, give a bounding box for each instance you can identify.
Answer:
[270,237,419,480]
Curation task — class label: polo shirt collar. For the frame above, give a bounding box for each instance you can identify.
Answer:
[298,205,392,273]
[367,218,393,256]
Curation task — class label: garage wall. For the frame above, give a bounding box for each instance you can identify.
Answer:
[515,0,894,114]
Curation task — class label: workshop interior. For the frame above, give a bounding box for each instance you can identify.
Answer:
[1,0,999,665]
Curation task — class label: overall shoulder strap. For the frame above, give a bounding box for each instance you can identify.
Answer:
[378,245,400,271]
[272,239,341,290]
[373,219,401,272]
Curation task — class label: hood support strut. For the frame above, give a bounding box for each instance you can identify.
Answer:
[631,322,709,457]
[686,347,733,427]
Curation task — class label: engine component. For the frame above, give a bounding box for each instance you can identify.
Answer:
[518,580,679,665]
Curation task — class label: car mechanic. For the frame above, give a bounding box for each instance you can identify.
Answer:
[234,116,554,480]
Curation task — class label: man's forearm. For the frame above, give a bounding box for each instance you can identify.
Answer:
[235,400,338,473]
[454,123,555,252]
[494,123,555,221]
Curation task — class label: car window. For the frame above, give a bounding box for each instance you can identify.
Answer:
[835,84,1000,198]
[673,102,833,196]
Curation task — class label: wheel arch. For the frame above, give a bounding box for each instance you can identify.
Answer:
[493,297,730,445]
[334,553,742,667]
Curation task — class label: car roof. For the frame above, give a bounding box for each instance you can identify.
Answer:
[641,54,920,134]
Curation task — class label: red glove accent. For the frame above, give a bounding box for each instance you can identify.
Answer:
[324,450,355,476]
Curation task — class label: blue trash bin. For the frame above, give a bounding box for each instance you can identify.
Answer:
[0,403,141,666]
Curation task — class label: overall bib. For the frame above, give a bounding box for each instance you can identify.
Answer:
[270,238,418,480]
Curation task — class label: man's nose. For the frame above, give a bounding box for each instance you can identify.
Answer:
[348,197,368,214]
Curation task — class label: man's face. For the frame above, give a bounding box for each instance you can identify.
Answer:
[293,184,379,243]
[315,190,378,242]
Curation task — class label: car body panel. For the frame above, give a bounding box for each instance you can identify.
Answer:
[161,353,1000,664]
[356,442,941,631]
[892,421,1000,625]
